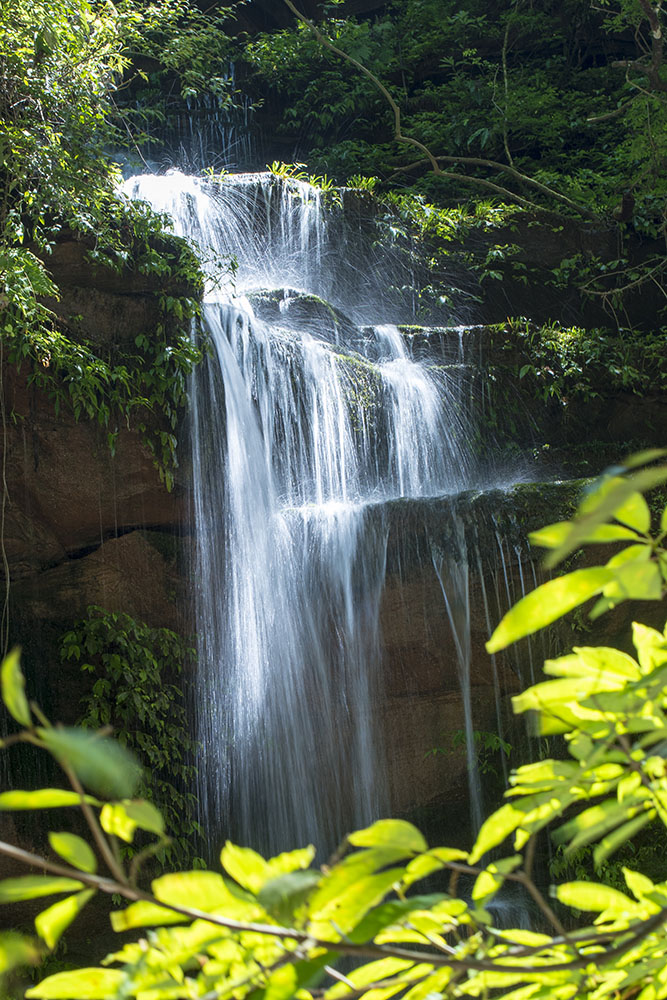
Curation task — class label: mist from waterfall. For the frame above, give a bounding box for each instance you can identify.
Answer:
[124,170,510,854]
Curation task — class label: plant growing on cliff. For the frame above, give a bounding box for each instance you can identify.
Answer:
[0,0,243,483]
[3,452,667,997]
[61,607,200,863]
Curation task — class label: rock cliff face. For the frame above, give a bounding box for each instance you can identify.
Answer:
[3,235,666,844]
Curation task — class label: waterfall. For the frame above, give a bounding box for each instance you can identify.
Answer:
[124,171,513,854]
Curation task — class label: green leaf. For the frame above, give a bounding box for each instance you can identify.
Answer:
[48,833,97,874]
[0,789,100,810]
[594,812,654,866]
[472,856,522,907]
[221,842,275,893]
[613,491,651,534]
[1,647,31,727]
[0,876,83,904]
[348,895,445,943]
[621,448,667,469]
[0,931,41,976]
[623,867,656,901]
[265,845,316,876]
[402,848,467,887]
[469,802,526,864]
[310,868,406,936]
[152,870,254,917]
[348,819,427,854]
[486,568,613,653]
[110,900,187,932]
[554,881,633,914]
[265,963,298,1000]
[37,728,141,799]
[530,522,639,549]
[258,869,321,924]
[603,556,662,604]
[100,800,164,843]
[100,803,136,843]
[26,968,126,999]
[35,890,94,949]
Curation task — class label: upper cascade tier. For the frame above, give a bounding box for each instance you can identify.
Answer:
[123,170,456,326]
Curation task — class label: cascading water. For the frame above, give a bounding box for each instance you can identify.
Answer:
[124,170,514,853]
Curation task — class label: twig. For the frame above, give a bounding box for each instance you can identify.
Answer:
[59,758,129,886]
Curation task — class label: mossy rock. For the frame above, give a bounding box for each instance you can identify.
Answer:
[248,288,360,345]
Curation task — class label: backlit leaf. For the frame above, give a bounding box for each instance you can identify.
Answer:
[348,820,427,854]
[110,900,188,931]
[35,890,94,949]
[546,467,667,568]
[0,876,83,903]
[48,833,97,874]
[486,568,613,652]
[469,802,526,864]
[265,962,298,1000]
[1,647,30,727]
[152,870,254,917]
[613,491,651,534]
[554,881,633,914]
[310,869,405,936]
[25,968,126,999]
[472,856,522,907]
[348,895,445,943]
[221,842,272,893]
[100,800,165,842]
[530,522,639,549]
[0,789,100,810]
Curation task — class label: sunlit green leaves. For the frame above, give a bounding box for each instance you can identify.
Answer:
[151,870,260,921]
[553,881,636,918]
[472,856,522,908]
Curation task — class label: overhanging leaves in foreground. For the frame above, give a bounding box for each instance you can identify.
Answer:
[488,462,667,652]
[4,593,667,994]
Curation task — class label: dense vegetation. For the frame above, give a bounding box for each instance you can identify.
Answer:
[236,0,666,324]
[0,0,241,482]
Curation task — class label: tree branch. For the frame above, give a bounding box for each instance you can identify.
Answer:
[3,839,667,977]
[280,0,598,221]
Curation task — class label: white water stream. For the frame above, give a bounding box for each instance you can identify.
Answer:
[125,171,505,853]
